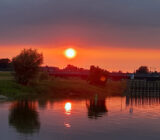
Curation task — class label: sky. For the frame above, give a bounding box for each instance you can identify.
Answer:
[1,0,160,72]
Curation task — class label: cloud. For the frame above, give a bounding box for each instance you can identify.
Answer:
[0,0,160,48]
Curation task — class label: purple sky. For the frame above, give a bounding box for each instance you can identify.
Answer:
[0,0,160,49]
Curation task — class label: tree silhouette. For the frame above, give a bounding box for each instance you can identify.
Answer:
[88,65,109,86]
[12,49,43,85]
[136,66,149,74]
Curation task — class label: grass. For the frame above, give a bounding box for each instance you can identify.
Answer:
[0,71,43,99]
[0,71,13,80]
[0,71,127,100]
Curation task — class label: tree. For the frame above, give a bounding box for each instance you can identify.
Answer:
[12,49,43,85]
[88,65,109,86]
[136,66,149,74]
[64,64,78,71]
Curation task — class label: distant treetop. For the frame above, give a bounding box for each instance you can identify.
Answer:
[136,66,149,74]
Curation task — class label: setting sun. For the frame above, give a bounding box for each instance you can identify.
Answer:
[64,48,77,59]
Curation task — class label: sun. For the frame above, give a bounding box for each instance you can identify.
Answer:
[64,48,77,59]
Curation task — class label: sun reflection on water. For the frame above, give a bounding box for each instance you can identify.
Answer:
[64,123,71,128]
[64,102,72,128]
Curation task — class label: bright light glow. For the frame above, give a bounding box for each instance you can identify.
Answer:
[65,102,72,115]
[65,48,77,59]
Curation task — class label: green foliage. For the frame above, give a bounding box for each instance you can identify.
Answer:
[0,72,49,99]
[12,49,43,85]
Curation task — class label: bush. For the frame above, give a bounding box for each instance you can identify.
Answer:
[12,49,43,85]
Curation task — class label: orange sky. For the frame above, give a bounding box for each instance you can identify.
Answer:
[1,46,160,72]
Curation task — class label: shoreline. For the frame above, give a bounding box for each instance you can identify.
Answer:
[0,71,127,100]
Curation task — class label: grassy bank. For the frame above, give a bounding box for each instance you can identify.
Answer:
[0,72,37,99]
[0,71,127,99]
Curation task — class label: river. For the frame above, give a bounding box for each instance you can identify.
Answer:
[1,96,160,140]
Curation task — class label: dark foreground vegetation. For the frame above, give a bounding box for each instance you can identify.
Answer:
[0,71,127,100]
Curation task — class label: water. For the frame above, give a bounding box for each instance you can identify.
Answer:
[1,96,160,140]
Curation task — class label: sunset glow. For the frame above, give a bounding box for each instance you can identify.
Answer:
[64,48,77,59]
[1,46,160,72]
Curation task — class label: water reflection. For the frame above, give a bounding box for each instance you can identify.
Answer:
[38,99,54,110]
[126,96,160,114]
[64,102,72,128]
[9,101,40,134]
[3,97,160,139]
[86,96,108,119]
[38,99,48,109]
[126,96,160,106]
[64,123,71,128]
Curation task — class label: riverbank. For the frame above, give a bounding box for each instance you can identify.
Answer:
[0,71,127,100]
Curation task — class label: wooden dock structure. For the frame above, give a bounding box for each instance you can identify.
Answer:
[127,80,160,97]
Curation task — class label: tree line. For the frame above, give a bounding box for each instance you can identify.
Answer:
[0,58,12,71]
[0,48,159,86]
